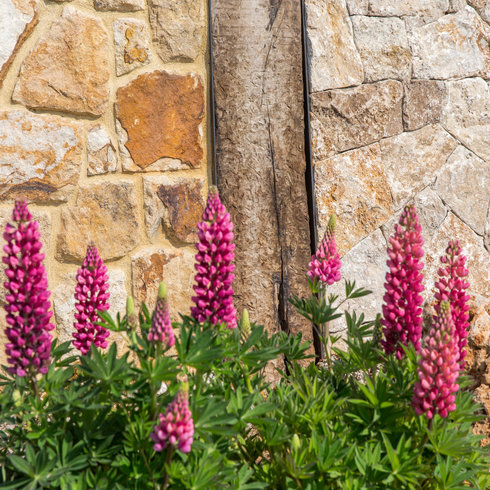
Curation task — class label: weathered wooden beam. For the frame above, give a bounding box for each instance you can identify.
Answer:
[211,0,312,351]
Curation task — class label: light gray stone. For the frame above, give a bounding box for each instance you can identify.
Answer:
[368,0,449,18]
[94,0,144,11]
[311,80,403,154]
[351,16,411,82]
[468,1,490,23]
[403,80,446,131]
[113,18,151,77]
[379,125,458,208]
[87,125,117,176]
[410,7,490,79]
[434,146,490,236]
[448,0,469,13]
[442,78,490,162]
[0,0,39,87]
[149,0,205,63]
[306,0,364,92]
[315,143,394,255]
[346,0,368,15]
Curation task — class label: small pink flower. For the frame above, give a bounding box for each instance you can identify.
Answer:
[152,385,194,454]
[191,186,237,329]
[2,200,54,377]
[434,241,470,369]
[307,214,341,286]
[148,282,175,348]
[381,205,425,359]
[412,301,460,419]
[73,243,110,355]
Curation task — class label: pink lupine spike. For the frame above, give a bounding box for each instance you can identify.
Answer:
[151,383,194,454]
[191,186,237,329]
[73,242,110,355]
[434,241,470,370]
[412,302,460,419]
[148,282,175,348]
[381,204,425,359]
[308,214,342,287]
[2,200,54,377]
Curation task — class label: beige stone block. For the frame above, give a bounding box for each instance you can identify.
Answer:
[0,111,82,203]
[351,16,411,82]
[149,0,205,63]
[116,71,204,172]
[368,0,449,19]
[87,125,117,176]
[346,0,368,15]
[56,181,140,262]
[13,6,110,116]
[311,80,403,154]
[306,0,364,92]
[403,80,446,131]
[143,175,205,243]
[315,143,393,255]
[0,0,39,87]
[94,0,145,12]
[468,0,490,23]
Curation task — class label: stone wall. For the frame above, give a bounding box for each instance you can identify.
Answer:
[306,0,489,439]
[0,0,210,358]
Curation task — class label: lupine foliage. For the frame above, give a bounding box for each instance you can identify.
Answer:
[0,198,489,489]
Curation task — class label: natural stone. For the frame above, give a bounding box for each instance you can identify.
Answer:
[468,1,490,23]
[0,111,82,202]
[310,114,335,161]
[149,0,205,63]
[305,0,364,92]
[475,385,490,415]
[131,246,195,317]
[351,16,411,82]
[311,80,403,153]
[434,146,490,236]
[116,71,204,172]
[143,176,205,243]
[113,18,151,77]
[53,269,127,345]
[87,125,117,176]
[448,0,469,13]
[368,0,449,19]
[0,208,51,305]
[326,229,388,335]
[346,0,368,15]
[13,6,110,116]
[468,300,490,348]
[315,143,393,255]
[403,80,446,131]
[0,0,39,87]
[56,181,140,261]
[379,125,457,208]
[409,7,490,79]
[441,78,490,162]
[94,0,145,11]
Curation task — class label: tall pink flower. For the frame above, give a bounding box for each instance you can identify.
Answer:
[434,241,470,369]
[73,243,110,355]
[412,301,460,419]
[307,214,342,286]
[2,200,54,377]
[191,186,237,329]
[148,282,175,348]
[381,204,425,359]
[152,384,194,454]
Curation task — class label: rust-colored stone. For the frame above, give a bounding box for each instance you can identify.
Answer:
[116,70,204,171]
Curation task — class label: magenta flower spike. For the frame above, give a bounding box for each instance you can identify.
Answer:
[151,383,194,454]
[191,186,237,329]
[148,282,175,348]
[73,243,110,355]
[307,214,342,286]
[434,241,470,370]
[2,200,54,377]
[381,204,425,359]
[412,301,460,419]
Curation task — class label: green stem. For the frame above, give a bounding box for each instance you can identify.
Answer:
[239,363,254,394]
[162,446,174,490]
[141,447,159,490]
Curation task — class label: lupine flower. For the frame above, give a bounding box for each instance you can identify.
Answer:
[73,243,110,355]
[307,214,341,286]
[381,205,425,359]
[2,200,54,377]
[434,241,470,369]
[151,383,194,454]
[191,186,237,329]
[412,301,460,419]
[148,282,175,348]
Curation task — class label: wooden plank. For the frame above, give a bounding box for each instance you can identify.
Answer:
[211,0,312,350]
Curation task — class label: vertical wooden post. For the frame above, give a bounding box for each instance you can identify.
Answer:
[211,0,312,354]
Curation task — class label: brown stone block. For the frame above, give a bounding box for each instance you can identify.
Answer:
[403,80,446,131]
